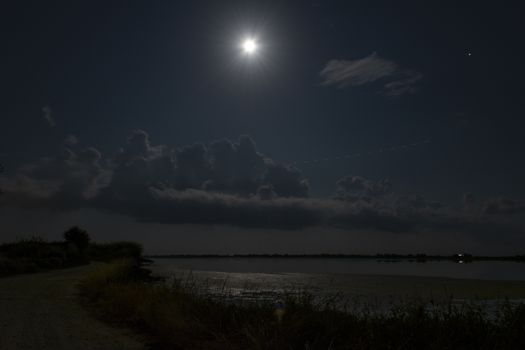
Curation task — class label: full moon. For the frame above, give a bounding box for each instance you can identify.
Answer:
[241,38,258,55]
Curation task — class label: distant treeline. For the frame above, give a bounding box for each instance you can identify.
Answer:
[147,253,525,262]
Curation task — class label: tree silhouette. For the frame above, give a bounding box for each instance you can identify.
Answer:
[63,226,91,252]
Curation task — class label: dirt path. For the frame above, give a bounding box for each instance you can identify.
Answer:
[0,264,146,350]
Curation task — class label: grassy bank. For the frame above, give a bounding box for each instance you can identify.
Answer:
[0,227,143,277]
[81,260,525,350]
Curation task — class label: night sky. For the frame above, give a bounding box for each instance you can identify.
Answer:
[1,0,524,254]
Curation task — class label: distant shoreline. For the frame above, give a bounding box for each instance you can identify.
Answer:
[145,253,525,262]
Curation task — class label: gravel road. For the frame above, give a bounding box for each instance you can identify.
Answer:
[0,264,146,350]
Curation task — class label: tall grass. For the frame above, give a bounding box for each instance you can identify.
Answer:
[87,242,143,262]
[81,260,525,350]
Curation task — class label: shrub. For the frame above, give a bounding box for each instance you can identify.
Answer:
[63,226,91,252]
[0,237,49,259]
[0,234,142,277]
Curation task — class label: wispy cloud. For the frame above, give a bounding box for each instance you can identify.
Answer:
[320,52,422,97]
[320,53,397,87]
[42,106,55,127]
[65,134,79,145]
[383,71,423,97]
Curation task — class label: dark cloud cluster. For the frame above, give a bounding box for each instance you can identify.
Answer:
[482,198,525,216]
[462,193,525,217]
[0,131,523,236]
[0,147,108,208]
[103,131,308,199]
[93,132,313,229]
[262,162,309,198]
[1,131,311,226]
[394,195,443,215]
[202,136,266,194]
[175,143,209,190]
[103,187,325,229]
[106,130,175,199]
[335,175,392,202]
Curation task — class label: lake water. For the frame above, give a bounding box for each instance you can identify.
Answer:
[151,257,525,281]
[149,258,525,307]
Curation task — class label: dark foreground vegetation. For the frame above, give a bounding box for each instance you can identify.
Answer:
[81,260,525,350]
[0,226,142,277]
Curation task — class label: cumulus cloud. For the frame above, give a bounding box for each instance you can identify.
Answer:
[0,147,109,209]
[103,130,175,201]
[174,143,210,190]
[257,185,277,200]
[263,162,309,198]
[203,136,266,195]
[0,131,523,237]
[1,130,309,210]
[320,53,422,96]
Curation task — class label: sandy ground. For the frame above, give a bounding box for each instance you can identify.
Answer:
[0,264,146,350]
